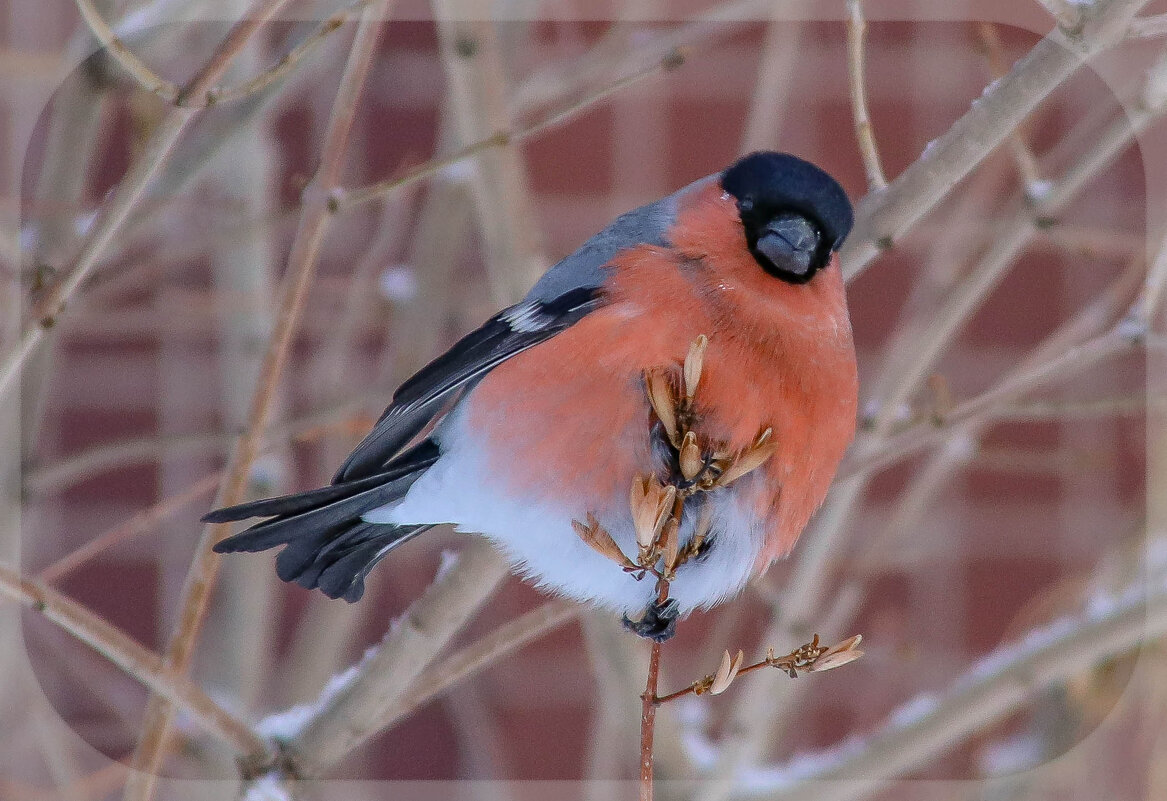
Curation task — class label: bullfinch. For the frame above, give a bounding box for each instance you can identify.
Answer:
[206,151,858,641]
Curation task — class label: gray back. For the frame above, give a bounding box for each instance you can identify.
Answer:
[523,175,716,303]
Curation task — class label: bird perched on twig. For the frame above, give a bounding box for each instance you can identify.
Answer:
[206,151,858,642]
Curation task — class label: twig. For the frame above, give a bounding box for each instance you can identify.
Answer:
[840,0,1151,282]
[74,0,376,108]
[990,394,1152,421]
[432,9,548,305]
[0,0,295,400]
[641,639,663,801]
[976,22,1044,193]
[71,0,180,102]
[1036,0,1091,33]
[739,18,802,151]
[654,635,864,704]
[37,472,221,582]
[378,599,581,728]
[0,564,268,757]
[24,394,373,493]
[841,325,1141,482]
[742,579,1167,801]
[284,539,508,776]
[1129,13,1167,38]
[121,4,387,799]
[208,0,372,106]
[640,581,669,801]
[331,46,686,214]
[845,0,887,191]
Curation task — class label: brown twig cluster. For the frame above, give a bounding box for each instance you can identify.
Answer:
[655,634,865,704]
[572,335,779,585]
[570,335,863,800]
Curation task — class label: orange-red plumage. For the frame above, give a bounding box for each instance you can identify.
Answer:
[469,180,857,573]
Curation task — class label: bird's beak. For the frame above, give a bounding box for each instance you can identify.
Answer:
[756,215,820,276]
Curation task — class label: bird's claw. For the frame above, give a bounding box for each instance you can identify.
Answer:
[622,597,679,642]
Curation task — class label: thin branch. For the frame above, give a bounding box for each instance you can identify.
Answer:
[990,394,1151,421]
[1036,0,1091,33]
[122,4,387,799]
[331,46,686,213]
[208,0,372,106]
[378,599,581,728]
[743,579,1167,801]
[284,539,508,776]
[24,396,372,493]
[0,565,268,758]
[1129,13,1167,38]
[867,59,1166,440]
[73,0,376,108]
[71,0,180,102]
[0,0,296,400]
[840,0,1151,282]
[641,639,663,801]
[976,22,1044,193]
[37,472,220,583]
[845,0,887,191]
[840,325,1141,482]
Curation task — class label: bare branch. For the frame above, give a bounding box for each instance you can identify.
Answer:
[742,580,1167,801]
[332,46,685,214]
[0,0,296,399]
[379,600,581,728]
[71,0,179,102]
[285,540,508,775]
[976,22,1044,193]
[1129,13,1167,38]
[122,4,388,798]
[845,0,887,191]
[0,564,268,758]
[37,472,220,583]
[841,0,1151,282]
[209,0,372,106]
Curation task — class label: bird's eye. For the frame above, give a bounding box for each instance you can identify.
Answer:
[739,196,755,213]
[751,213,824,283]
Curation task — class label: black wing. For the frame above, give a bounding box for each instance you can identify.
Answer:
[333,285,603,482]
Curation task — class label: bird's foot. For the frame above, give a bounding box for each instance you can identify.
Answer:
[622,597,679,642]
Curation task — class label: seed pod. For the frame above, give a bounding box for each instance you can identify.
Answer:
[709,649,744,695]
[631,475,675,552]
[684,334,708,400]
[679,431,703,481]
[718,428,778,486]
[808,635,864,672]
[645,370,680,447]
[572,513,637,569]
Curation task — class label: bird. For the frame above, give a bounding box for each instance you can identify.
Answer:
[206,151,858,641]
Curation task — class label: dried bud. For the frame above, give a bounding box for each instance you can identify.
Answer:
[709,649,744,695]
[572,513,636,569]
[718,428,778,486]
[630,475,675,552]
[808,635,864,672]
[684,334,708,400]
[679,431,704,481]
[661,517,681,574]
[645,370,679,447]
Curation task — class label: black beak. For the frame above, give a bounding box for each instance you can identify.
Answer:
[755,214,821,276]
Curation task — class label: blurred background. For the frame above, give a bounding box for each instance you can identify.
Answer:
[2,1,1165,800]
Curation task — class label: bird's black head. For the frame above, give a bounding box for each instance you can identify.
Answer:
[720,151,853,284]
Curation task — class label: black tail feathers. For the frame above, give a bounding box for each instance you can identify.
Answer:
[207,442,438,602]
